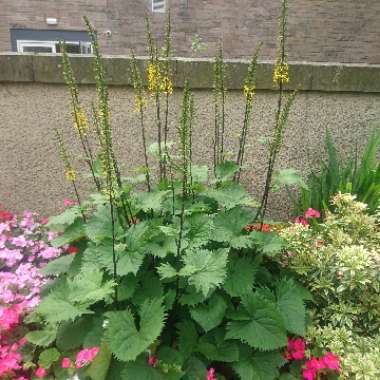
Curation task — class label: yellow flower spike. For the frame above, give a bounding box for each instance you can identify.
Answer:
[65,169,76,182]
[134,95,148,113]
[147,62,161,94]
[160,76,173,95]
[243,84,256,101]
[273,62,290,85]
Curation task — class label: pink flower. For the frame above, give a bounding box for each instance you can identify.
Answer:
[61,357,72,369]
[0,305,22,331]
[304,208,320,219]
[18,338,27,346]
[63,199,77,207]
[305,357,324,372]
[40,217,49,225]
[285,338,306,360]
[147,355,158,367]
[321,352,340,372]
[75,347,100,368]
[207,368,218,380]
[294,216,309,225]
[35,367,47,378]
[303,369,315,380]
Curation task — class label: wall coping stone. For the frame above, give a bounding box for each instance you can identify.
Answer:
[1,53,380,93]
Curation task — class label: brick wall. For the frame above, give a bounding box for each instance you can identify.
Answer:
[0,0,380,63]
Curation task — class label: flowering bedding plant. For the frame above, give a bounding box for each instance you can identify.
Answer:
[0,205,62,379]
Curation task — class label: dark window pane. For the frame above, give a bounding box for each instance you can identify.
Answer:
[22,46,53,53]
[56,43,80,54]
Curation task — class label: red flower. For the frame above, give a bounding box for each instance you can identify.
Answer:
[243,223,271,233]
[67,246,79,254]
[321,352,340,372]
[0,210,13,222]
[285,338,306,361]
[147,355,158,368]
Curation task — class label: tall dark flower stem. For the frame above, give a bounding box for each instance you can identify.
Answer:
[234,46,260,183]
[213,45,227,173]
[254,0,296,227]
[131,52,151,191]
[162,10,172,181]
[84,17,134,228]
[54,128,86,222]
[146,17,164,182]
[61,45,101,192]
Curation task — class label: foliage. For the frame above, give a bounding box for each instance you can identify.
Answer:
[0,204,70,379]
[293,128,380,217]
[280,193,380,379]
[29,2,309,379]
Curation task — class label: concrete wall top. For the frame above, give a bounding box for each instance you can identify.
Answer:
[1,53,380,93]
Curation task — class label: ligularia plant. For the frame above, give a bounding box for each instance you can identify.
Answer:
[26,2,314,380]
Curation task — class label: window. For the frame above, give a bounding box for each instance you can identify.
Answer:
[10,29,92,54]
[16,40,92,54]
[152,0,166,13]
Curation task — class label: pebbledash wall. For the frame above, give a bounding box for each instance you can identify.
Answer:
[1,0,380,63]
[1,53,380,217]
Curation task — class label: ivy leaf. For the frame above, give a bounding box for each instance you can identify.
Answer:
[38,347,60,368]
[39,254,75,276]
[25,326,57,347]
[226,293,287,351]
[233,347,286,380]
[275,278,306,336]
[215,160,240,181]
[272,169,308,191]
[180,248,228,297]
[51,218,85,247]
[190,294,227,332]
[224,257,258,298]
[104,298,166,361]
[136,191,170,212]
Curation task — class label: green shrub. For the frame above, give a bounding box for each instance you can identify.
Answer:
[292,128,380,217]
[281,193,380,379]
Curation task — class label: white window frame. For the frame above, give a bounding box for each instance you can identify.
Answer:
[152,0,166,13]
[16,40,92,54]
[17,40,56,53]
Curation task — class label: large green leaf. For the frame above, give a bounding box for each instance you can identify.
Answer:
[224,256,258,298]
[136,190,171,212]
[275,278,306,336]
[47,206,82,227]
[180,248,228,297]
[190,294,227,332]
[84,343,112,380]
[204,183,255,210]
[213,207,254,248]
[104,298,166,361]
[273,168,308,191]
[85,204,122,243]
[176,320,199,360]
[51,218,85,247]
[215,160,240,181]
[233,347,285,380]
[25,326,57,347]
[197,329,239,363]
[38,347,60,368]
[183,213,213,249]
[250,232,284,257]
[39,254,75,276]
[226,293,287,351]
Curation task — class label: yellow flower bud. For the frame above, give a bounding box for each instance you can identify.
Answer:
[65,169,76,182]
[273,62,290,84]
